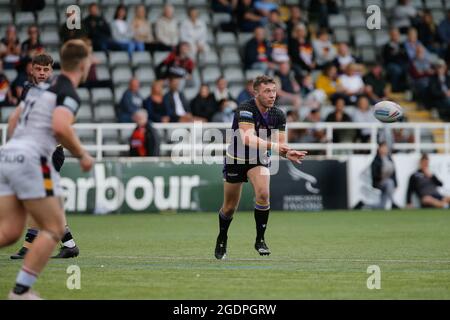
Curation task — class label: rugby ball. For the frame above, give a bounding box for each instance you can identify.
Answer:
[373,101,403,123]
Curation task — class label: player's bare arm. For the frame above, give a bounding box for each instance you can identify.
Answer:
[6,106,23,139]
[239,122,288,155]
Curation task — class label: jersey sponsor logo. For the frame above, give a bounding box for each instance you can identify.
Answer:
[0,151,25,164]
[63,96,79,113]
[240,110,253,119]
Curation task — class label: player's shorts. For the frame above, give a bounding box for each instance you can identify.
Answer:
[222,157,270,183]
[0,148,62,200]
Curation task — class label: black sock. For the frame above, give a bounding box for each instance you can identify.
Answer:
[218,210,233,240]
[254,207,270,241]
[13,284,30,295]
[24,228,38,245]
[61,226,76,247]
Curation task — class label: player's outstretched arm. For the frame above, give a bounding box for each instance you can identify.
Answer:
[239,122,283,153]
[277,131,307,164]
[52,107,93,172]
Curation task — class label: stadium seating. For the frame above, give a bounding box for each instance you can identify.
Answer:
[0,0,448,154]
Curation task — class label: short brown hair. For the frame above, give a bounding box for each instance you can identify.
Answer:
[60,39,90,72]
[32,53,53,67]
[253,75,276,91]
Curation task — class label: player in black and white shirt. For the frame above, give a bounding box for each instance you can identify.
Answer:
[9,53,81,260]
[0,40,94,300]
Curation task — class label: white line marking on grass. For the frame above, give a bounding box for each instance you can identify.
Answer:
[90,255,450,264]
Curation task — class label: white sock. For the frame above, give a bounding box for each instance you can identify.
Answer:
[16,267,38,288]
[63,239,76,248]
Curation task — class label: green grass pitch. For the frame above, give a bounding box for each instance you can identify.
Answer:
[1,210,450,299]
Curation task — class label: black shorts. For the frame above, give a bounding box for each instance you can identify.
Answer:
[222,162,269,183]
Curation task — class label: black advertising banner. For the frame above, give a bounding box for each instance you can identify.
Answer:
[270,160,348,211]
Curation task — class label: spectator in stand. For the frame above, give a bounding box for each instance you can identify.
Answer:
[312,28,337,69]
[155,4,179,51]
[254,0,279,18]
[438,10,450,47]
[363,63,390,103]
[406,153,450,208]
[111,5,145,56]
[286,109,302,143]
[118,78,143,123]
[83,3,111,51]
[382,27,409,92]
[212,98,236,122]
[143,80,170,123]
[271,27,290,65]
[264,9,286,37]
[391,0,418,34]
[289,23,315,79]
[0,25,21,69]
[212,0,238,14]
[404,27,428,61]
[273,61,302,109]
[163,77,193,123]
[301,73,326,109]
[237,79,255,104]
[409,45,434,104]
[315,63,342,100]
[426,59,450,120]
[338,63,365,105]
[80,39,114,89]
[213,76,238,110]
[21,25,43,58]
[11,56,32,100]
[180,7,209,60]
[236,0,264,32]
[155,42,195,84]
[299,108,327,146]
[60,10,87,43]
[129,109,161,157]
[0,60,17,107]
[416,10,441,55]
[132,5,157,54]
[286,6,308,40]
[190,84,218,122]
[325,95,354,143]
[244,26,273,72]
[371,142,398,210]
[352,95,377,143]
[333,42,357,74]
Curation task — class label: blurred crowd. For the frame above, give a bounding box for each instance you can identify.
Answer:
[1,0,450,153]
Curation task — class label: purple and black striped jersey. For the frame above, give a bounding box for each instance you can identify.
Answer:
[226,98,286,164]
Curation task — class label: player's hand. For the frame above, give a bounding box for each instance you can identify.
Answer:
[52,145,65,172]
[278,143,291,155]
[79,152,94,172]
[286,150,308,164]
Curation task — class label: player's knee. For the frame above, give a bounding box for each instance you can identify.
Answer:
[0,228,22,247]
[222,206,237,216]
[255,191,270,204]
[42,223,65,241]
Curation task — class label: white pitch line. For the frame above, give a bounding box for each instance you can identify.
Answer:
[89,255,450,264]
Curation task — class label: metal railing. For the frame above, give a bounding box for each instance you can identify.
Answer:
[1,122,449,160]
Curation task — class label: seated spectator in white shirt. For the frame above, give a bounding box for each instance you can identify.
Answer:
[312,28,337,69]
[163,77,193,122]
[155,4,179,51]
[333,42,357,73]
[352,95,377,143]
[338,63,365,105]
[111,4,144,56]
[180,7,209,60]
